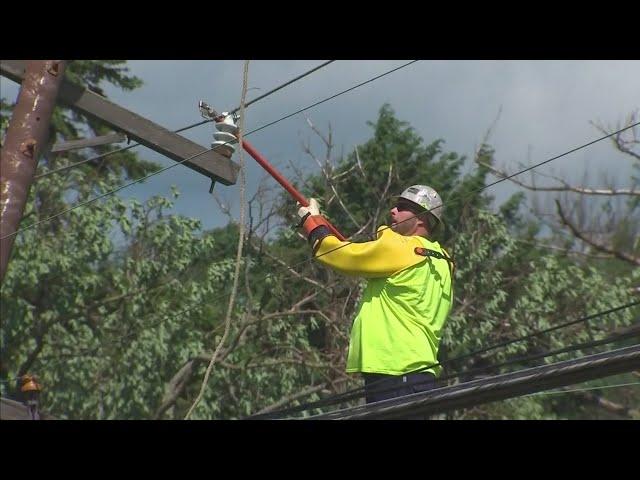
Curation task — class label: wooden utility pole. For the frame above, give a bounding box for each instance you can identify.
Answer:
[0,60,67,283]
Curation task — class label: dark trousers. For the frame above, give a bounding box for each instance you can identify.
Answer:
[363,372,436,419]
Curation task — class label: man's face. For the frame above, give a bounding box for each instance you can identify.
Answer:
[389,200,423,236]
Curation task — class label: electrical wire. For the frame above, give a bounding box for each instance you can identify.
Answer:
[521,381,640,397]
[2,61,419,241]
[240,60,419,137]
[307,344,640,420]
[247,307,639,418]
[68,113,639,368]
[127,118,640,340]
[33,121,210,180]
[9,118,635,399]
[33,60,336,180]
[307,120,640,264]
[5,61,637,418]
[229,60,335,114]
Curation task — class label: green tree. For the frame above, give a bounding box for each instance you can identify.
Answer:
[240,104,638,419]
[2,92,636,419]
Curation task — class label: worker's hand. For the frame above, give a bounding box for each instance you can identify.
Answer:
[297,198,321,220]
[296,198,331,246]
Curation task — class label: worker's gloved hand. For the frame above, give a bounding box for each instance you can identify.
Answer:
[296,198,331,249]
[297,198,321,221]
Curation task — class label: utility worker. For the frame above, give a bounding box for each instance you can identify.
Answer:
[297,185,454,407]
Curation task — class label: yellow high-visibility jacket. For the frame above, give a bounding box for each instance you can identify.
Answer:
[313,225,453,376]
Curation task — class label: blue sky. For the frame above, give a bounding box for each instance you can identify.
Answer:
[2,60,639,233]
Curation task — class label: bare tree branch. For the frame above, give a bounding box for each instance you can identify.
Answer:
[555,200,640,266]
[332,164,357,182]
[303,116,363,232]
[17,334,46,378]
[474,105,502,162]
[219,358,327,371]
[305,116,332,152]
[591,110,640,161]
[476,159,639,196]
[370,162,394,236]
[154,354,209,419]
[251,383,329,416]
[250,241,325,289]
[514,239,615,259]
[286,157,317,197]
[345,217,373,241]
[575,391,638,418]
[354,145,367,179]
[185,61,251,420]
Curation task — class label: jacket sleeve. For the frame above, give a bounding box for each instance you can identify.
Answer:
[312,226,426,278]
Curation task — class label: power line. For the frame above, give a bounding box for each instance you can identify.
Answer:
[6,62,636,417]
[307,120,640,264]
[9,116,636,399]
[198,119,640,355]
[94,118,640,355]
[430,325,640,393]
[2,61,419,241]
[286,332,638,418]
[19,61,631,254]
[521,381,640,397]
[23,119,639,383]
[13,62,636,298]
[443,306,640,368]
[229,60,335,114]
[1,147,213,240]
[33,121,209,180]
[250,306,639,418]
[242,60,419,136]
[306,344,640,420]
[343,321,640,411]
[33,60,336,180]
[246,302,639,418]
[329,326,640,416]
[152,118,632,309]
[214,119,640,410]
[152,119,640,342]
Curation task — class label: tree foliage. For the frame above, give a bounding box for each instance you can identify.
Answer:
[2,71,637,419]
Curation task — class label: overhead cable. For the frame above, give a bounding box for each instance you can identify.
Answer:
[33,60,336,180]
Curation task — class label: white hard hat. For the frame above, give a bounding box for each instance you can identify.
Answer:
[397,184,444,226]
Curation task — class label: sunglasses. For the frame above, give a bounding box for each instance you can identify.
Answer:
[393,201,423,214]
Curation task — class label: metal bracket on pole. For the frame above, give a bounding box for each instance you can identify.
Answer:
[51,132,127,153]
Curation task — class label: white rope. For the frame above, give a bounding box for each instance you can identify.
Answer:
[185,60,250,419]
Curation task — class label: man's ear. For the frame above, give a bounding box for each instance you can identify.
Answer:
[415,213,428,229]
[416,212,435,236]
